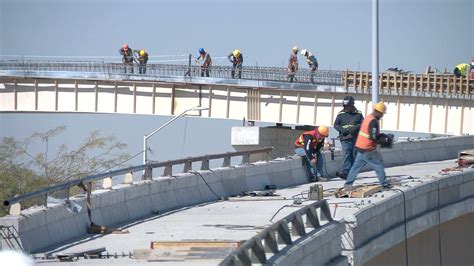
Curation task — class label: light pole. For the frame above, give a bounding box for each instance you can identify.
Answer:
[372,0,379,104]
[143,106,209,165]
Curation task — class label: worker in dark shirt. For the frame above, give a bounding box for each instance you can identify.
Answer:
[119,44,135,74]
[294,126,329,182]
[344,102,391,188]
[333,96,364,180]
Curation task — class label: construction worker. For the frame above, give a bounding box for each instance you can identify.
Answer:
[228,49,243,79]
[333,96,364,180]
[196,48,212,77]
[134,49,148,74]
[453,63,469,78]
[344,102,391,188]
[300,49,318,84]
[294,125,329,182]
[287,46,299,82]
[119,44,135,74]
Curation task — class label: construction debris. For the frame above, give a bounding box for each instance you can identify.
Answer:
[458,149,474,167]
[228,190,285,201]
[132,240,241,261]
[87,223,129,234]
[335,185,382,198]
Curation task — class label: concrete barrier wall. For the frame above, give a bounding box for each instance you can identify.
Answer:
[1,134,474,261]
[0,158,308,253]
[345,168,474,265]
[269,221,348,266]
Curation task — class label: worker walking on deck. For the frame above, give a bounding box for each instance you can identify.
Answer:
[287,46,299,82]
[344,102,391,188]
[134,49,149,74]
[294,126,329,182]
[196,48,212,77]
[228,49,243,79]
[453,63,469,78]
[333,96,364,180]
[119,44,135,74]
[300,49,318,84]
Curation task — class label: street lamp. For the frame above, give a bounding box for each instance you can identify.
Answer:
[143,106,209,165]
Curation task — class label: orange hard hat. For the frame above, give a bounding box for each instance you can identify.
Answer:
[317,126,329,137]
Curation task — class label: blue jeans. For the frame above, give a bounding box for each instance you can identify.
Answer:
[344,149,388,186]
[295,148,325,179]
[341,139,356,174]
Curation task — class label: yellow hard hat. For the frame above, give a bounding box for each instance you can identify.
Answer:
[317,125,329,137]
[233,49,241,57]
[139,50,145,56]
[374,102,387,114]
[292,46,299,53]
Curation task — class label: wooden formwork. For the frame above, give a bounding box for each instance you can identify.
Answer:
[344,71,473,96]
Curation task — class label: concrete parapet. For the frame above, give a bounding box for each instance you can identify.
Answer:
[0,157,307,253]
[347,168,474,265]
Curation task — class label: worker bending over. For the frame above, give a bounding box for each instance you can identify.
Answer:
[287,46,299,82]
[344,102,391,188]
[294,126,329,182]
[228,49,243,79]
[333,96,364,180]
[300,49,318,84]
[453,63,469,78]
[119,44,135,74]
[134,49,149,74]
[196,48,212,77]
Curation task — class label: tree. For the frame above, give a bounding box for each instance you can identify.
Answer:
[0,126,130,216]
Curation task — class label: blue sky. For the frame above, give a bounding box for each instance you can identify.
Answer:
[0,0,472,73]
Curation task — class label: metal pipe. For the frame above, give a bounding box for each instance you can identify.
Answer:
[372,0,379,104]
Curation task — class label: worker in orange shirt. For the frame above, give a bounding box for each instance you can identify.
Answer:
[344,102,392,188]
[294,126,329,182]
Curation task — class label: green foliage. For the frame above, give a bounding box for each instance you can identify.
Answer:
[0,126,130,216]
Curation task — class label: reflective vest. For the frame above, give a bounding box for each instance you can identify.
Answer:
[456,63,470,76]
[295,129,324,149]
[355,114,378,150]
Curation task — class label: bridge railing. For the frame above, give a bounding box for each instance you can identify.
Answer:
[219,199,334,265]
[0,59,344,85]
[344,70,473,96]
[2,147,273,215]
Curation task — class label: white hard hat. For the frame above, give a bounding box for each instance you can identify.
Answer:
[300,49,307,56]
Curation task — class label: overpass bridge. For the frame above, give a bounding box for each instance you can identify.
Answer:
[1,60,474,265]
[0,59,473,135]
[1,132,474,265]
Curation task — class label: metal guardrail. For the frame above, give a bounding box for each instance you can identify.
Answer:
[219,200,334,265]
[3,147,273,210]
[0,59,344,86]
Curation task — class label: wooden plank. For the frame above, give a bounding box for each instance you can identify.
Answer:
[151,241,241,249]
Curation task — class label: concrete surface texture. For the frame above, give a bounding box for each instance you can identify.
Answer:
[1,135,474,265]
[24,159,474,265]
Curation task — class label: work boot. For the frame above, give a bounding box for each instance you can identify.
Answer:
[317,176,329,182]
[336,171,348,180]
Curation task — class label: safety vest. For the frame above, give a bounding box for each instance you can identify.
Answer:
[355,114,378,150]
[295,129,324,148]
[456,63,470,76]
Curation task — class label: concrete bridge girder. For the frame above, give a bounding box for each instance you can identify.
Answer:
[0,77,473,135]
